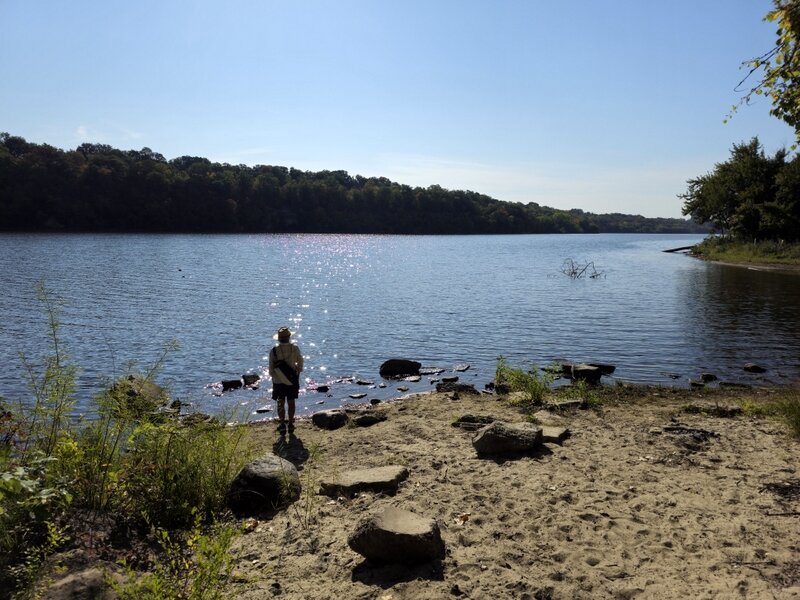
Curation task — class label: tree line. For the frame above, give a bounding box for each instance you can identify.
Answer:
[681,137,800,242]
[0,134,707,235]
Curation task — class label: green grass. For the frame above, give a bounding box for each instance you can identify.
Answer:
[691,237,800,265]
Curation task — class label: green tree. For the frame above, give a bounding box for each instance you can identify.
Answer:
[732,1,800,145]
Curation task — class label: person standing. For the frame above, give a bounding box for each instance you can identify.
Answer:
[269,326,304,433]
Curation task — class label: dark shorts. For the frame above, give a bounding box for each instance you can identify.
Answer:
[272,383,299,401]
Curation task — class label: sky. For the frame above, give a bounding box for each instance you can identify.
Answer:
[0,0,796,218]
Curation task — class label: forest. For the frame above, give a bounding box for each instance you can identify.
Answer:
[0,134,707,235]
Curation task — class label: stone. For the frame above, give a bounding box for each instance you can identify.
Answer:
[311,408,348,430]
[316,385,329,393]
[419,367,446,375]
[227,454,300,515]
[436,382,478,395]
[700,372,718,383]
[320,465,409,497]
[349,392,367,399]
[403,375,421,382]
[570,364,602,384]
[242,373,260,386]
[472,421,543,455]
[586,362,616,375]
[356,379,374,386]
[255,405,272,413]
[221,379,243,391]
[454,363,471,372]
[441,376,459,383]
[40,566,121,600]
[352,411,388,427]
[397,385,409,392]
[109,375,169,418]
[379,359,422,378]
[546,398,586,411]
[452,414,495,431]
[743,363,767,373]
[541,426,570,444]
[348,506,446,564]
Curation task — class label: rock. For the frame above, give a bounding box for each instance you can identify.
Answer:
[452,414,495,431]
[441,376,459,383]
[320,465,408,497]
[397,385,409,392]
[311,408,348,430]
[370,398,382,405]
[40,566,120,600]
[242,373,260,386]
[541,426,570,444]
[348,506,446,564]
[586,363,616,375]
[227,454,300,515]
[356,379,374,386]
[743,363,767,373]
[352,411,388,427]
[419,367,446,375]
[546,398,586,411]
[316,385,329,393]
[222,379,243,391]
[255,405,272,413]
[472,421,543,455]
[109,375,169,418]
[454,363,471,372]
[436,382,478,395]
[701,372,718,383]
[689,379,705,388]
[379,359,422,378]
[403,375,421,382]
[349,392,367,399]
[570,364,602,384]
[378,383,387,388]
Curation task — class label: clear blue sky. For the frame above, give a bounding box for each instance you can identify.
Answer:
[1,0,795,218]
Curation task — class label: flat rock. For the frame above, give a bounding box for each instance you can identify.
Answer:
[227,454,300,516]
[472,421,543,455]
[348,506,446,564]
[242,373,260,386]
[221,379,243,391]
[311,408,348,430]
[320,465,409,497]
[546,398,586,411]
[743,363,767,373]
[541,426,570,444]
[436,381,478,394]
[349,392,367,399]
[352,411,388,427]
[570,364,602,384]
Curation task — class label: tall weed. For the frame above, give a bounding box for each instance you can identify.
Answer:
[495,357,552,410]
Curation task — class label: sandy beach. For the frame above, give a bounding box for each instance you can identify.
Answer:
[231,386,800,599]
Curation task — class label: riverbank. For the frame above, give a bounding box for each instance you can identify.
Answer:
[228,384,800,599]
[689,237,800,268]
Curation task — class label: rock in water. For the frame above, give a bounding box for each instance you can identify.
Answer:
[348,506,446,564]
[227,454,300,516]
[379,359,422,378]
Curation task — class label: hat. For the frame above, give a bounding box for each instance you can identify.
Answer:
[273,327,292,341]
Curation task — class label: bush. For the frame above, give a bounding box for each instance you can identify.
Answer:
[495,357,552,410]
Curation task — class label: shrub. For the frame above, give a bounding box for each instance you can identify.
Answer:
[495,357,552,410]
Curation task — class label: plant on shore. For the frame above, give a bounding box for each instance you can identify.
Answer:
[691,236,800,265]
[111,511,239,600]
[774,391,800,438]
[1,284,258,596]
[495,357,553,411]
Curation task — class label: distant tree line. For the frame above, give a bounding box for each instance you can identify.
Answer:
[0,134,707,235]
[681,138,800,241]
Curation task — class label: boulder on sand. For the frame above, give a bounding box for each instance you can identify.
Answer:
[348,506,446,564]
[312,408,348,430]
[227,454,300,516]
[472,421,543,455]
[320,465,408,498]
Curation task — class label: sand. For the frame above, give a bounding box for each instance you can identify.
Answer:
[231,388,800,599]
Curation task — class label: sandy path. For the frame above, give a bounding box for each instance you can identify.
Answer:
[234,390,800,599]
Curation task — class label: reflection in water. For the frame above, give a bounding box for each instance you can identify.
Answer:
[680,264,800,382]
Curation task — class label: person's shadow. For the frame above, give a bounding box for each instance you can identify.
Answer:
[272,432,310,468]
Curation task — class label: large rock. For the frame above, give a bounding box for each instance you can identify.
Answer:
[570,364,602,384]
[108,375,169,418]
[743,363,767,373]
[379,359,422,378]
[311,408,348,430]
[227,454,300,515]
[472,421,543,455]
[348,507,446,564]
[320,465,409,497]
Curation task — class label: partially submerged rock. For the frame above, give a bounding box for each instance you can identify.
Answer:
[227,454,300,516]
[436,382,478,395]
[348,506,446,564]
[320,465,408,498]
[472,421,543,455]
[379,359,422,378]
[743,363,767,373]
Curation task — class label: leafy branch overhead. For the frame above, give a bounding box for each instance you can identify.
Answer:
[730,0,800,146]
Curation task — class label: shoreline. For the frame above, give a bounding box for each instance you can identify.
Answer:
[231,385,800,599]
